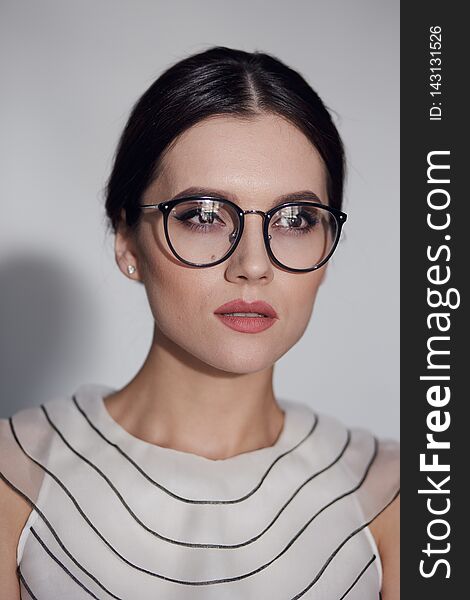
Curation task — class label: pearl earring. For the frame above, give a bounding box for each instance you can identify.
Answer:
[127,265,136,275]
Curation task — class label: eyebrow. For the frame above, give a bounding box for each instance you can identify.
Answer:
[170,186,324,209]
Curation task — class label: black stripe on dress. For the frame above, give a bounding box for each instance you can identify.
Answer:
[288,489,399,599]
[30,527,102,599]
[6,413,388,586]
[71,394,319,504]
[1,471,120,600]
[17,566,39,600]
[40,403,351,548]
[11,477,397,599]
[338,554,377,600]
[25,529,381,600]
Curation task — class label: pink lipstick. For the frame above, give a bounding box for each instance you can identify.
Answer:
[214,299,278,333]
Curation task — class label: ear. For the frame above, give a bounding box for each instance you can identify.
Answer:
[114,209,142,282]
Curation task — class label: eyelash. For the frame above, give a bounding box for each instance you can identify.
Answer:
[272,212,319,235]
[174,209,319,236]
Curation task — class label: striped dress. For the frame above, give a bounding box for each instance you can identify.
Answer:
[0,383,400,599]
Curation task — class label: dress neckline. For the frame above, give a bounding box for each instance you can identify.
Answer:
[74,383,308,469]
[71,383,319,499]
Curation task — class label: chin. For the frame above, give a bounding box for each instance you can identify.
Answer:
[200,347,278,375]
[208,360,273,375]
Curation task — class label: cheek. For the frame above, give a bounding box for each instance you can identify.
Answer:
[141,254,215,338]
[145,272,186,327]
[137,228,194,324]
[283,276,322,340]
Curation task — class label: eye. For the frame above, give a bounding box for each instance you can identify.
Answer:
[272,207,320,235]
[172,204,228,233]
[177,208,219,224]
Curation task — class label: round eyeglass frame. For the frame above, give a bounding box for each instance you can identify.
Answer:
[139,194,348,273]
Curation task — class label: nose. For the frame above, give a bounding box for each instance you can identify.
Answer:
[224,212,274,283]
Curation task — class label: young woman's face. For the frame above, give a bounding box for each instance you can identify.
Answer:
[117,113,330,374]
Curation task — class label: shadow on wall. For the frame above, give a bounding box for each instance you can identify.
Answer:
[0,252,96,418]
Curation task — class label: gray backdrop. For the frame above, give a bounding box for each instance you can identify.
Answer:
[0,0,399,439]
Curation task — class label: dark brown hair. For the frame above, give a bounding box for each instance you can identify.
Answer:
[104,45,346,235]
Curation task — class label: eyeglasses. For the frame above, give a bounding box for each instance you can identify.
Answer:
[139,195,348,273]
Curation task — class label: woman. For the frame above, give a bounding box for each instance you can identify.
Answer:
[0,46,399,599]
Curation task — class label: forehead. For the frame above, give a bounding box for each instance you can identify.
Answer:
[147,113,328,205]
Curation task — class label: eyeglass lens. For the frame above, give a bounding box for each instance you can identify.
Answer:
[166,199,338,270]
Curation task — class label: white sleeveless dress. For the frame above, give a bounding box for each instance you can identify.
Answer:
[0,383,400,599]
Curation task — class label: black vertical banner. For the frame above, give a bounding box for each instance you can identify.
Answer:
[401,2,466,597]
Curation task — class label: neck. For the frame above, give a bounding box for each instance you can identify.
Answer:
[103,326,285,460]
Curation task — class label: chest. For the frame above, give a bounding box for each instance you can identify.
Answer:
[17,449,382,599]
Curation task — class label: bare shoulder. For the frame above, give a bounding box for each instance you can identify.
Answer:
[0,474,33,599]
[368,493,400,600]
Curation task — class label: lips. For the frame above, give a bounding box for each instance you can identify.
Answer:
[214,299,278,319]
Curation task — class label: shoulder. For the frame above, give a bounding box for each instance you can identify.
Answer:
[0,412,38,520]
[369,492,400,599]
[0,391,82,529]
[0,401,53,553]
[328,414,400,597]
[363,432,399,600]
[0,396,63,595]
[0,417,34,599]
[0,465,32,547]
